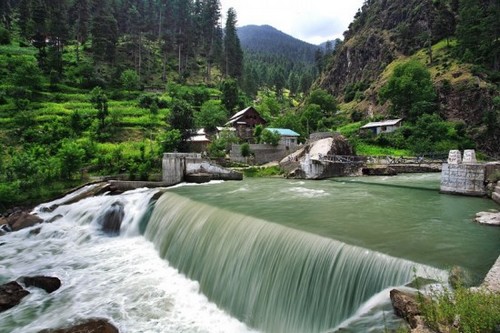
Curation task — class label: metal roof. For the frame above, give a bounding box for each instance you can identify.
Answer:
[266,128,300,137]
[360,119,403,129]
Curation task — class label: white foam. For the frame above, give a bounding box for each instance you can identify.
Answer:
[0,190,257,333]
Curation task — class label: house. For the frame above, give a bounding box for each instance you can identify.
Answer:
[225,107,267,141]
[187,129,211,152]
[265,128,300,147]
[360,119,403,135]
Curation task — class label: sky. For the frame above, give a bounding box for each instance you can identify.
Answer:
[219,0,365,45]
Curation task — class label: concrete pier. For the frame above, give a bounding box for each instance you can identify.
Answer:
[440,150,500,197]
[162,153,242,185]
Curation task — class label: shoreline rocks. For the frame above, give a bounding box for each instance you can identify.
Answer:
[38,318,119,333]
[0,281,30,312]
[20,276,62,294]
[475,210,500,226]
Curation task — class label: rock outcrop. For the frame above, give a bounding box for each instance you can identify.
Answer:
[280,133,360,179]
[0,209,43,235]
[475,211,500,226]
[38,318,119,333]
[97,202,124,236]
[0,281,30,312]
[20,276,61,294]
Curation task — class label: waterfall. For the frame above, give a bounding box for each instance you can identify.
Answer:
[145,192,444,333]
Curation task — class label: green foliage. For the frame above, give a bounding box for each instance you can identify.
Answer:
[243,165,282,178]
[344,82,369,103]
[221,79,240,113]
[159,129,182,153]
[169,99,195,141]
[419,284,500,333]
[0,26,10,45]
[306,89,338,116]
[90,86,109,141]
[261,129,281,145]
[121,69,140,91]
[379,59,436,121]
[195,100,227,131]
[58,139,85,180]
[223,8,243,79]
[240,142,251,157]
[208,129,238,158]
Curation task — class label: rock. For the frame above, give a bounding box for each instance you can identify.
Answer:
[280,133,358,179]
[405,277,438,289]
[46,214,63,223]
[390,289,422,329]
[97,202,124,236]
[6,212,43,232]
[449,266,472,289]
[475,211,500,226]
[38,318,119,333]
[0,281,30,312]
[20,276,61,293]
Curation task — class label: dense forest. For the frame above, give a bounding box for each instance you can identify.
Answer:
[0,0,499,209]
[238,25,323,96]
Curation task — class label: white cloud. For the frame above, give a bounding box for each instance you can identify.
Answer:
[220,0,364,44]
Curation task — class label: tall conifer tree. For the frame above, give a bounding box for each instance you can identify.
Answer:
[223,7,243,79]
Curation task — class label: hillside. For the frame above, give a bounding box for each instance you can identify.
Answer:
[317,0,499,156]
[237,25,321,95]
[238,25,319,63]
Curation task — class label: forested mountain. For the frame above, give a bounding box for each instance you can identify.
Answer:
[237,25,324,96]
[317,0,499,156]
[0,0,243,86]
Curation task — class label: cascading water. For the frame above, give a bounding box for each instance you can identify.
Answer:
[2,174,497,333]
[0,187,256,333]
[145,192,445,333]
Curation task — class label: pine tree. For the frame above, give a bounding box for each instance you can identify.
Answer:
[198,0,222,82]
[91,0,118,64]
[223,7,243,79]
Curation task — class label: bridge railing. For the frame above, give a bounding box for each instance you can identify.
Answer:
[318,152,448,165]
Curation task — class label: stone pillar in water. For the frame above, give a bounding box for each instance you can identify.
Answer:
[447,150,462,164]
[440,150,486,196]
[462,149,477,164]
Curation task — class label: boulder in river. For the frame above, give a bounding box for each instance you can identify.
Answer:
[279,133,360,179]
[38,318,119,333]
[97,202,124,236]
[0,281,30,312]
[389,289,424,329]
[6,211,43,232]
[20,276,61,293]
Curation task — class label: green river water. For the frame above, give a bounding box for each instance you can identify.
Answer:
[143,172,499,332]
[168,173,499,280]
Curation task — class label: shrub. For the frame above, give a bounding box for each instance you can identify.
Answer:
[419,285,500,333]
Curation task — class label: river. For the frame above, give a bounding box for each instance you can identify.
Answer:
[1,173,498,332]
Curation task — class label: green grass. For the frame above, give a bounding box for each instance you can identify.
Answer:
[419,285,500,333]
[337,121,363,137]
[243,165,283,177]
[354,142,411,156]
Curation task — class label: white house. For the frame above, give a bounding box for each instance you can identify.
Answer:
[360,119,403,135]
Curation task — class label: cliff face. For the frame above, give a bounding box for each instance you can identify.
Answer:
[317,0,499,156]
[319,0,456,96]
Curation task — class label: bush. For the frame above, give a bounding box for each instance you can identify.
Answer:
[419,285,500,333]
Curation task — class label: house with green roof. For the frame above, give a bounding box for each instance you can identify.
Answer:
[266,128,300,147]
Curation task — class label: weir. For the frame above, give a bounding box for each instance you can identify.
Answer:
[145,192,444,333]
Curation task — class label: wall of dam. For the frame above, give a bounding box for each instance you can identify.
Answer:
[162,153,242,185]
[440,150,500,197]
